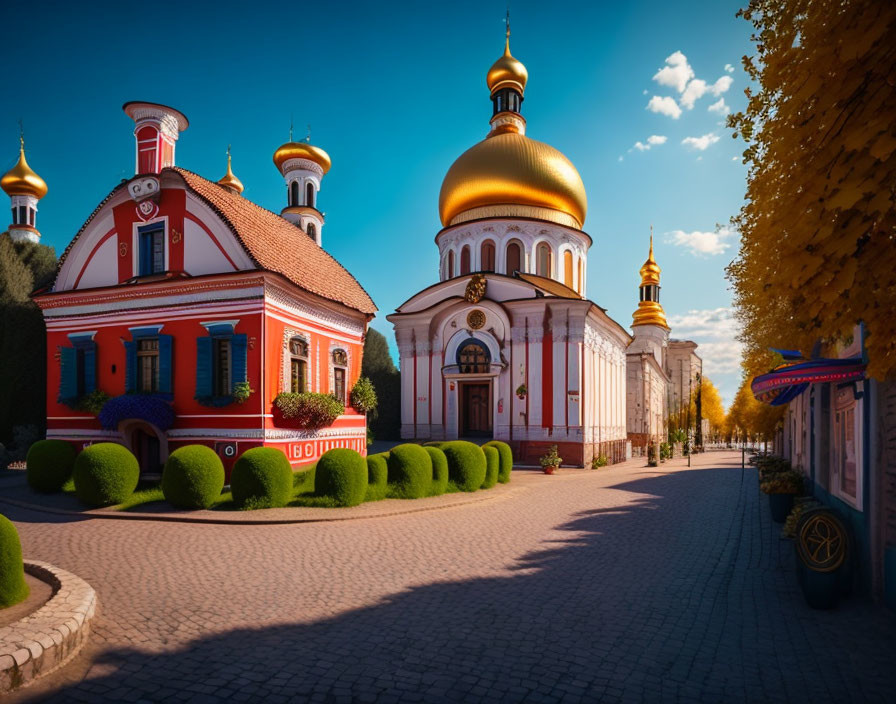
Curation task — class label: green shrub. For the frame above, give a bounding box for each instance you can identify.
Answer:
[387,444,432,499]
[481,446,499,489]
[484,441,513,483]
[0,513,29,608]
[365,452,389,501]
[350,377,378,415]
[274,392,344,428]
[73,442,140,507]
[315,448,368,507]
[426,446,449,496]
[293,463,317,493]
[231,447,293,509]
[440,441,487,492]
[161,445,225,509]
[26,439,78,493]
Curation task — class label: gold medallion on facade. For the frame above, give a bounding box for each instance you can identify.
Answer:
[797,512,847,572]
[467,309,486,330]
[464,274,487,303]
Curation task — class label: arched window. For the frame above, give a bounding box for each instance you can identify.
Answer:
[480,241,496,272]
[289,337,309,393]
[536,243,552,277]
[307,222,317,241]
[332,348,348,404]
[306,182,315,208]
[505,241,522,275]
[577,257,584,295]
[460,245,471,275]
[447,250,455,278]
[290,181,299,207]
[563,250,574,289]
[456,339,490,374]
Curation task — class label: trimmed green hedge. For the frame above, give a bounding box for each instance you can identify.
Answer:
[481,445,499,489]
[441,441,487,492]
[0,513,28,608]
[73,443,140,507]
[294,463,317,493]
[161,445,225,509]
[26,439,77,493]
[315,448,368,507]
[231,448,293,509]
[366,452,389,501]
[425,446,449,496]
[387,444,433,499]
[484,440,513,483]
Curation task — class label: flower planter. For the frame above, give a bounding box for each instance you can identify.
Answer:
[767,492,794,523]
[543,465,558,475]
[795,562,841,609]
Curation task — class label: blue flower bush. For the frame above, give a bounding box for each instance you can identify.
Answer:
[98,395,175,431]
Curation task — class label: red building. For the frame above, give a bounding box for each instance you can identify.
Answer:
[22,102,376,474]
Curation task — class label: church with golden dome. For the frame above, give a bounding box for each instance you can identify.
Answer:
[387,28,700,465]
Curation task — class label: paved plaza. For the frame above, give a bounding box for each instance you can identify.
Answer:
[4,451,896,703]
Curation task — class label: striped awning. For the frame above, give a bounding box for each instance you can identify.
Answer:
[751,356,866,406]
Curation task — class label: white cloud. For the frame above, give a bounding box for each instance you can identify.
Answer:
[710,75,733,96]
[665,225,735,256]
[724,63,735,73]
[642,89,648,95]
[731,156,739,161]
[665,307,744,405]
[679,79,707,109]
[708,98,729,115]
[632,134,667,152]
[618,156,624,162]
[682,132,720,150]
[652,51,694,93]
[647,95,682,119]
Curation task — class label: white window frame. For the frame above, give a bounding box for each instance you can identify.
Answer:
[830,384,863,511]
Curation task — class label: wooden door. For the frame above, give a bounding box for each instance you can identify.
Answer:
[462,383,492,437]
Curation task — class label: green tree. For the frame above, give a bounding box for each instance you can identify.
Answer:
[0,236,56,446]
[361,327,400,440]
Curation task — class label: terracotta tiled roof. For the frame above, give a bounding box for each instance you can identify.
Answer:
[175,168,376,315]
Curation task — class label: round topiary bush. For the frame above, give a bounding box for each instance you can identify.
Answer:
[26,439,78,493]
[0,513,29,608]
[441,441,487,492]
[366,452,389,502]
[481,445,499,489]
[425,446,449,496]
[73,443,140,507]
[484,440,513,483]
[161,445,225,509]
[315,448,368,507]
[387,444,432,499]
[231,448,294,510]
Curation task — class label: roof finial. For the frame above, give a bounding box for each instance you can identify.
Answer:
[18,119,24,152]
[226,144,232,170]
[289,115,294,142]
[306,124,312,143]
[649,224,654,259]
[504,5,511,54]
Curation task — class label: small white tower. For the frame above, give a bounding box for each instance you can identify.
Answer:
[272,130,330,247]
[123,101,189,175]
[629,232,670,366]
[2,135,48,244]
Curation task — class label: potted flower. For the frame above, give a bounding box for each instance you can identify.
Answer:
[760,468,804,522]
[646,443,658,467]
[516,383,528,401]
[540,445,562,474]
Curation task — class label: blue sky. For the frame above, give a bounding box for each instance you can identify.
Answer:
[3,0,752,406]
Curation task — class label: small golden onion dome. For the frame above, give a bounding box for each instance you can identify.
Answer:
[439,132,587,228]
[217,151,244,195]
[640,235,661,286]
[272,139,331,174]
[1,140,48,199]
[632,301,669,329]
[486,33,528,96]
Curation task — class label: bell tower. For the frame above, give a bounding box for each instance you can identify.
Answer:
[1,134,48,244]
[630,230,670,366]
[272,127,330,247]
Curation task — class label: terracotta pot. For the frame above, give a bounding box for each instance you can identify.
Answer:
[543,465,558,475]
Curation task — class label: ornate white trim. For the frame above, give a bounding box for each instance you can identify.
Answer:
[264,282,365,338]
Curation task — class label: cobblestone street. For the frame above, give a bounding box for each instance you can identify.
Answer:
[5,451,896,703]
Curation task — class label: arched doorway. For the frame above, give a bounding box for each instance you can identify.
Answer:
[121,421,167,476]
[456,339,492,438]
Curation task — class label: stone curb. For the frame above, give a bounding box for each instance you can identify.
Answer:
[0,484,525,526]
[0,560,97,694]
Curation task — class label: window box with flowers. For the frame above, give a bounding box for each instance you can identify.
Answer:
[273,392,345,429]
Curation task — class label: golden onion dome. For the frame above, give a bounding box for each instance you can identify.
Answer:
[439,131,587,228]
[486,34,528,96]
[1,139,47,199]
[217,151,244,195]
[639,235,661,286]
[272,139,331,174]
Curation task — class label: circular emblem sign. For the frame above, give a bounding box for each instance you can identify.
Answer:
[467,309,486,330]
[797,511,847,572]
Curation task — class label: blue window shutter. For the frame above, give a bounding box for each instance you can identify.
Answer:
[158,334,173,394]
[196,336,213,398]
[59,347,78,402]
[139,232,151,276]
[83,343,97,394]
[124,341,137,392]
[231,334,248,385]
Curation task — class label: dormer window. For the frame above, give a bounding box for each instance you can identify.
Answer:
[138,223,165,276]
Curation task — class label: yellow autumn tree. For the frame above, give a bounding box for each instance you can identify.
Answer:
[725,378,785,444]
[727,0,896,380]
[694,377,726,441]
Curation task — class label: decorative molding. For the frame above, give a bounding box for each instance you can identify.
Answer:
[264,282,365,338]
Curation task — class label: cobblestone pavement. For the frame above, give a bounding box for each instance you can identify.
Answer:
[5,451,896,703]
